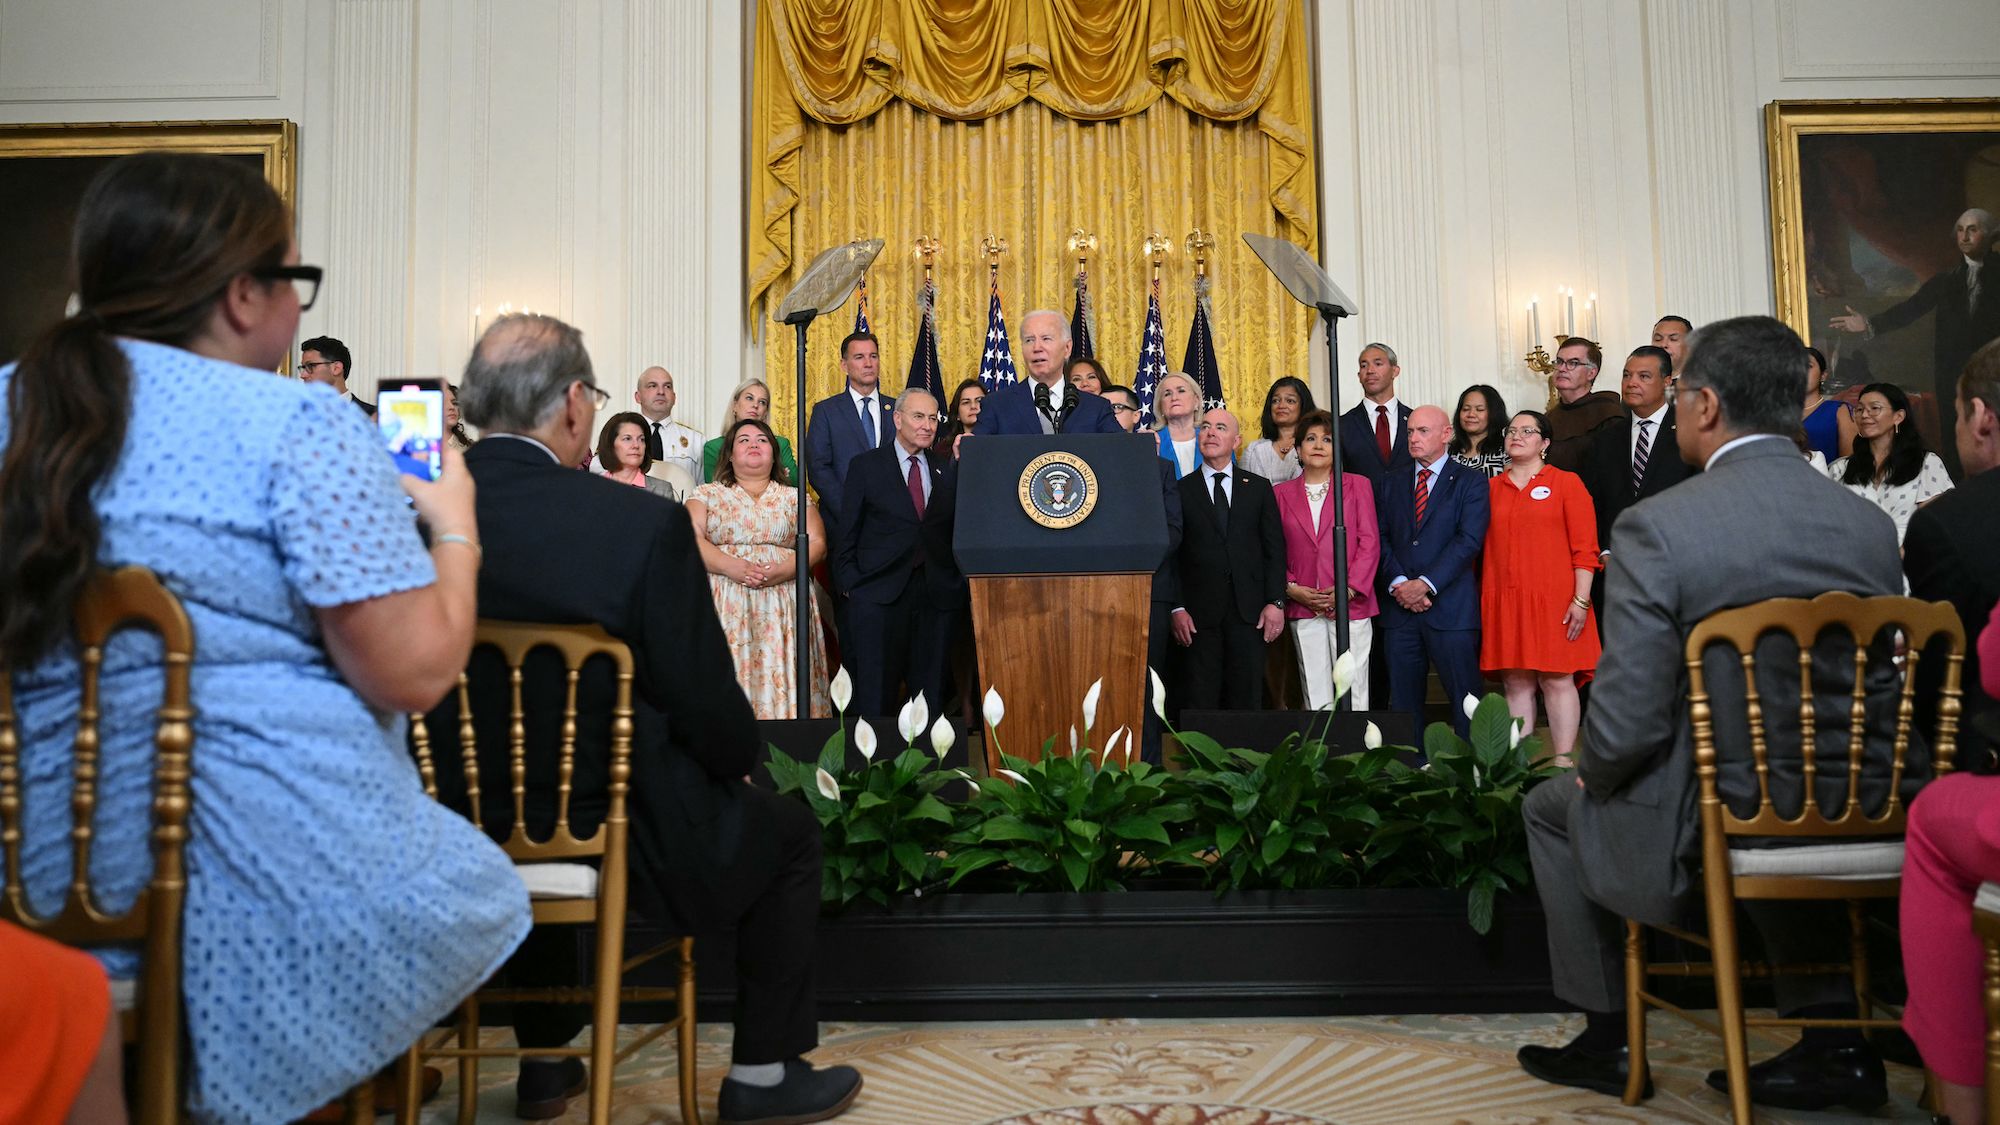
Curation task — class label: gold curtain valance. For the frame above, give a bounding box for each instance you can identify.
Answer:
[750,0,1314,313]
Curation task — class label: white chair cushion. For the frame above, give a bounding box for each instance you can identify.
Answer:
[517,863,599,900]
[109,977,137,1012]
[1728,840,1903,881]
[1976,882,2000,916]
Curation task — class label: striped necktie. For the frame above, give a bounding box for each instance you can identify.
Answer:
[1632,419,1653,494]
[1414,467,1431,525]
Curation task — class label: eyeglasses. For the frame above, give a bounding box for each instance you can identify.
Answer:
[1552,358,1596,370]
[254,264,323,311]
[1501,426,1545,438]
[577,381,611,410]
[297,359,334,373]
[1109,403,1139,415]
[1853,402,1895,416]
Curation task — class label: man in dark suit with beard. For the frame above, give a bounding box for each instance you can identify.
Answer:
[442,314,860,1125]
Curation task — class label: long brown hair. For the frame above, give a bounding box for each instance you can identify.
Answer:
[716,418,789,487]
[0,153,291,665]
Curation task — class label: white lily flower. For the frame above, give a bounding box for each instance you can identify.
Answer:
[1462,694,1480,721]
[908,693,929,738]
[1363,721,1382,750]
[828,665,852,713]
[997,768,1029,785]
[1509,717,1524,750]
[897,698,920,744]
[1069,725,1079,755]
[929,714,954,760]
[1332,650,1356,703]
[1149,666,1167,721]
[813,767,840,802]
[854,718,878,762]
[983,686,1005,730]
[1081,677,1103,733]
[1109,725,1132,764]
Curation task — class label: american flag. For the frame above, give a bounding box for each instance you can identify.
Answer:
[1070,265,1096,360]
[853,274,871,334]
[905,275,943,400]
[1133,278,1168,428]
[1182,274,1224,410]
[976,277,1019,392]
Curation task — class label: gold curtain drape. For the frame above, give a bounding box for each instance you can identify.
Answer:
[749,0,1319,439]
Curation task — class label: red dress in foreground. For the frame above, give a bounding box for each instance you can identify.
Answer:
[1480,463,1601,675]
[0,920,111,1124]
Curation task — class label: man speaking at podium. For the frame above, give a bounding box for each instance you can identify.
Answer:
[974,310,1124,435]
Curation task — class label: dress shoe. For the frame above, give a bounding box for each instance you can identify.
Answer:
[516,1058,588,1120]
[718,1059,863,1125]
[1703,1038,1887,1112]
[1516,1042,1651,1099]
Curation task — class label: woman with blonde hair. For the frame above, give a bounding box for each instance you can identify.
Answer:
[701,377,797,483]
[1152,371,1204,478]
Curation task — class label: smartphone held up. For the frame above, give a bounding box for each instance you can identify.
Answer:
[378,378,446,482]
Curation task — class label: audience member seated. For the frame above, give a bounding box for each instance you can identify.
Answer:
[1152,371,1204,477]
[1828,381,1953,542]
[1517,316,1920,1114]
[935,377,985,458]
[1448,383,1509,478]
[0,152,527,1123]
[1901,769,2000,1125]
[448,313,860,1124]
[1340,342,1412,485]
[445,380,473,449]
[702,378,798,483]
[1275,410,1378,709]
[1482,410,1601,768]
[1800,345,1855,461]
[835,388,964,717]
[1242,376,1315,484]
[1065,355,1108,397]
[1377,405,1488,739]
[1102,383,1143,432]
[0,920,126,1125]
[597,410,682,500]
[1171,409,1285,711]
[1904,338,2000,772]
[1546,337,1623,471]
[688,419,829,720]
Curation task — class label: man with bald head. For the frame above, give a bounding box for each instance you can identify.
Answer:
[1170,408,1285,711]
[835,387,966,716]
[972,309,1123,435]
[1829,207,2000,477]
[632,364,702,481]
[1375,404,1489,738]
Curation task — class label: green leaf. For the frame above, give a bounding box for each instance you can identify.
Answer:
[1063,818,1101,842]
[891,841,929,881]
[854,791,888,811]
[980,815,1044,843]
[1108,815,1170,845]
[1467,875,1498,935]
[844,818,886,844]
[907,794,955,824]
[1260,826,1293,865]
[1214,822,1246,857]
[1174,730,1229,763]
[1060,854,1089,892]
[1424,721,1469,766]
[818,730,846,776]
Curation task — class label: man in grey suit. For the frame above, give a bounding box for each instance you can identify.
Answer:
[1516,316,1921,1113]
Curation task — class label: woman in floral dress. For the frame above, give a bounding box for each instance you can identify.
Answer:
[686,418,831,717]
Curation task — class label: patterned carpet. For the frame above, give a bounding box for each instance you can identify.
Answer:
[417,1014,1931,1123]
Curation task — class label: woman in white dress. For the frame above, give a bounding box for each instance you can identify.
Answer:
[1826,382,1952,542]
[1242,376,1316,484]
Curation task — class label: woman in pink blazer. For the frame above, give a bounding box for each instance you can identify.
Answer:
[1273,409,1380,709]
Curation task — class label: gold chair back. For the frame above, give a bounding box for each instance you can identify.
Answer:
[0,566,194,1125]
[1684,590,1962,840]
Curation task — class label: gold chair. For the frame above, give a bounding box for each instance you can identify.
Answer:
[402,620,700,1125]
[1622,591,1963,1123]
[1977,882,2000,1122]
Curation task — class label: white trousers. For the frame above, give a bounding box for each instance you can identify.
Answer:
[1291,616,1373,711]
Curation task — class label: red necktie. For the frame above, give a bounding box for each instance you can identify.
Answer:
[1414,466,1431,525]
[1375,404,1391,463]
[906,454,927,517]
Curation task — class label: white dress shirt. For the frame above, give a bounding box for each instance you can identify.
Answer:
[1629,401,1670,467]
[1203,464,1235,507]
[848,386,887,446]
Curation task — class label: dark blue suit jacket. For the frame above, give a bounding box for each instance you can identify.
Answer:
[1340,400,1412,485]
[833,444,964,607]
[1376,456,1488,631]
[804,388,896,528]
[973,379,1122,436]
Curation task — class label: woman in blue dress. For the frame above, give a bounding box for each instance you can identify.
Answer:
[0,154,529,1123]
[1800,345,1856,461]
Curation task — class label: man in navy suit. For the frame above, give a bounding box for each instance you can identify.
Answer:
[1339,342,1412,485]
[973,310,1123,436]
[1580,345,1697,628]
[804,331,897,537]
[835,388,965,717]
[1376,404,1489,738]
[1170,409,1286,710]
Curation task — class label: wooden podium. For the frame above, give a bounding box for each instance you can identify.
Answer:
[954,435,1171,769]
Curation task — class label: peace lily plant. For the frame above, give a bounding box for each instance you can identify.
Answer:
[768,659,1556,932]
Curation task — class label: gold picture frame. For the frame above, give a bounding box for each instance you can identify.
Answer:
[0,119,297,364]
[1765,97,2000,365]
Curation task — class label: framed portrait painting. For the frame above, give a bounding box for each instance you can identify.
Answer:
[0,120,297,366]
[1767,99,2000,470]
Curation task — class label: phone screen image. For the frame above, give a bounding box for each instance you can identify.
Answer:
[377,380,446,482]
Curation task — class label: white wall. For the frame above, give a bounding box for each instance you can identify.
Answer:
[4,0,1995,425]
[1316,0,2000,417]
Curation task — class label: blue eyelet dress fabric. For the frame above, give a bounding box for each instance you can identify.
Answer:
[1,339,531,1124]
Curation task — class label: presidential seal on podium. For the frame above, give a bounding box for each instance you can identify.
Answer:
[1018,450,1099,529]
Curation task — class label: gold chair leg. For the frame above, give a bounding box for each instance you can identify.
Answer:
[341,1079,374,1125]
[1622,920,1649,1105]
[1984,935,2000,1124]
[589,923,628,1121]
[458,996,481,1125]
[1709,898,1755,1125]
[396,1044,425,1125]
[679,937,703,1125]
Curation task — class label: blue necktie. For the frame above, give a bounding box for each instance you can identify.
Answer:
[859,396,876,446]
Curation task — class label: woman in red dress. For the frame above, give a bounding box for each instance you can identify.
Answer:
[1481,410,1602,767]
